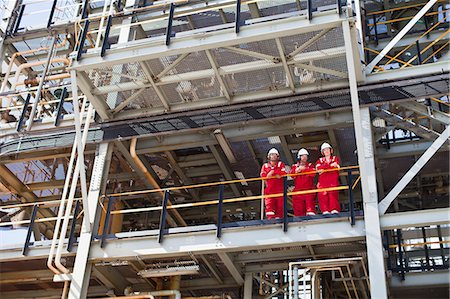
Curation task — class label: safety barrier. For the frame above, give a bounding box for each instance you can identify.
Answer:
[73,0,350,60]
[98,165,361,244]
[383,226,450,280]
[0,165,361,253]
[363,1,449,72]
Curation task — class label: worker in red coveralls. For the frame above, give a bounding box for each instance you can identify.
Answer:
[315,142,341,214]
[260,148,286,219]
[290,148,316,216]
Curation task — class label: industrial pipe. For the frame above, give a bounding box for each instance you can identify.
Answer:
[129,138,187,227]
[49,102,93,274]
[10,57,70,91]
[26,36,57,131]
[98,290,181,299]
[0,37,68,94]
[54,98,93,274]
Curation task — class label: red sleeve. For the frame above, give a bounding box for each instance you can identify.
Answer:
[274,162,286,176]
[334,156,341,167]
[260,164,268,178]
[316,158,327,170]
[290,164,297,175]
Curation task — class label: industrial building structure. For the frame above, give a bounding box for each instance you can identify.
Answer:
[0,0,448,298]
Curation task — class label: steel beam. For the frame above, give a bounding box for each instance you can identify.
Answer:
[372,108,441,141]
[93,47,345,94]
[76,72,112,120]
[85,218,366,261]
[134,110,354,154]
[139,61,171,111]
[376,140,449,158]
[390,270,450,288]
[365,60,449,84]
[343,20,388,298]
[165,151,201,202]
[69,143,113,299]
[399,101,450,125]
[217,252,244,285]
[2,209,447,263]
[380,207,450,230]
[205,49,231,101]
[71,11,346,71]
[92,266,129,295]
[276,38,295,92]
[209,145,241,197]
[0,165,55,238]
[378,126,450,215]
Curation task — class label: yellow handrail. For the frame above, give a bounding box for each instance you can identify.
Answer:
[375,19,446,71]
[109,186,350,215]
[400,29,450,68]
[389,240,450,248]
[366,0,447,16]
[421,41,450,64]
[367,9,449,26]
[104,165,359,198]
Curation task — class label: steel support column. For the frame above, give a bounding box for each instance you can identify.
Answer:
[343,20,388,299]
[244,272,253,298]
[68,143,113,299]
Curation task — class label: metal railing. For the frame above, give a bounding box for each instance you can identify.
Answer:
[73,0,349,61]
[0,165,361,253]
[363,1,449,72]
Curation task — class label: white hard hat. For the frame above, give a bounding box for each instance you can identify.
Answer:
[267,148,279,157]
[297,148,309,159]
[320,142,332,152]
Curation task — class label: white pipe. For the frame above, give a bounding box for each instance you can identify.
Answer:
[95,0,110,47]
[47,117,80,274]
[54,103,93,274]
[61,281,69,299]
[98,290,181,299]
[288,267,293,299]
[26,36,57,131]
[293,266,299,299]
[71,71,91,231]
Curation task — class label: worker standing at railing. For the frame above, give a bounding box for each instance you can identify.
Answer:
[315,143,341,214]
[290,148,316,216]
[260,148,286,219]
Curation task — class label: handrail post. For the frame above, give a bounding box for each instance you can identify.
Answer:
[283,176,288,232]
[16,94,31,131]
[216,184,224,238]
[384,231,393,271]
[23,204,38,255]
[235,0,242,33]
[336,0,342,15]
[76,20,90,61]
[165,3,175,46]
[67,200,81,252]
[416,41,422,64]
[373,15,379,45]
[54,87,68,126]
[158,190,170,243]
[47,0,58,28]
[100,196,114,248]
[307,0,313,20]
[100,15,113,57]
[396,229,405,280]
[347,170,355,226]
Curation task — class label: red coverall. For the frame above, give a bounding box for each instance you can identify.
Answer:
[290,162,316,216]
[260,161,286,219]
[315,156,340,213]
